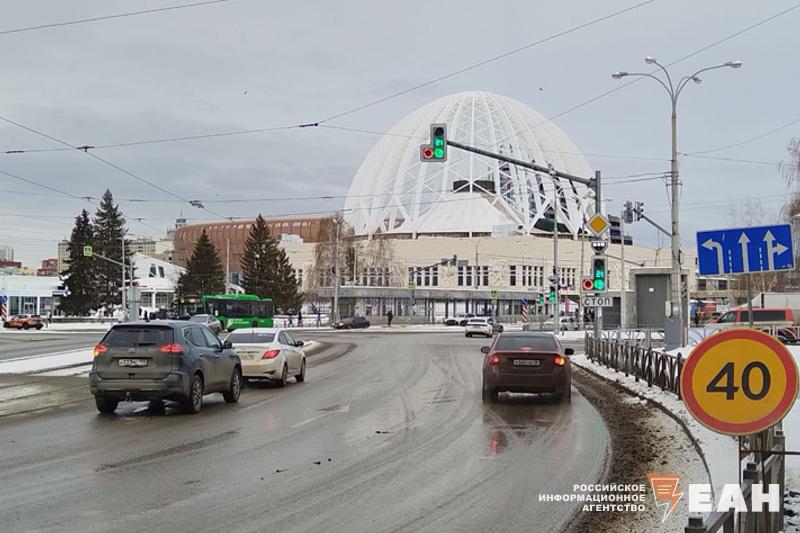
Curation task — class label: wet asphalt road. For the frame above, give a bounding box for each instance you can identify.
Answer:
[0,332,608,533]
[0,330,102,361]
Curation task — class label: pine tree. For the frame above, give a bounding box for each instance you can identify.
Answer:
[177,230,225,295]
[240,215,279,298]
[240,214,302,313]
[93,190,129,306]
[60,210,98,315]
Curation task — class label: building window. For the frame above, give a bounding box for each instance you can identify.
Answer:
[293,268,303,286]
[458,266,473,287]
[718,279,728,291]
[408,266,438,287]
[509,265,517,286]
[697,278,707,291]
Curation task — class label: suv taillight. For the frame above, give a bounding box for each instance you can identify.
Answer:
[160,343,184,354]
[490,354,500,365]
[92,344,108,357]
[262,349,280,359]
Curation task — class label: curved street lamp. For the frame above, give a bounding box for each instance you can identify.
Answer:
[611,57,741,346]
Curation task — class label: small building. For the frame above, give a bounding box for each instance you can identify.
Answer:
[0,275,60,316]
[130,253,185,313]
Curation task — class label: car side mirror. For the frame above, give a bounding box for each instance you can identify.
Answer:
[222,340,233,350]
[564,348,574,356]
[480,346,490,354]
[295,340,305,347]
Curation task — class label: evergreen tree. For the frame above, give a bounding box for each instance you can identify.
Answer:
[177,230,225,295]
[240,215,279,298]
[60,210,98,315]
[93,190,129,306]
[240,215,302,313]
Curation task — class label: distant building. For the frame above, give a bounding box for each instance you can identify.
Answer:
[37,258,59,277]
[0,244,14,262]
[127,237,157,256]
[57,240,69,272]
[0,259,22,269]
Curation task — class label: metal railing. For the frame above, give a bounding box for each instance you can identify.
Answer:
[584,334,786,532]
[584,334,683,397]
[685,430,785,533]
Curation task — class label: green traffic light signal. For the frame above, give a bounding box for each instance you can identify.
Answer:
[591,256,607,293]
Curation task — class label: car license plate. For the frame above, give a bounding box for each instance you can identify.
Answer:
[118,358,148,367]
[513,359,540,366]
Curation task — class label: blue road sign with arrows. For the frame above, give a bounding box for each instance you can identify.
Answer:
[696,224,795,276]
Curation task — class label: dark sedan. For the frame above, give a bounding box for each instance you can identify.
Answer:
[480,332,573,403]
[332,316,370,329]
[89,321,242,414]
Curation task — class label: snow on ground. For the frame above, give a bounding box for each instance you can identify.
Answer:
[0,349,93,374]
[572,353,739,497]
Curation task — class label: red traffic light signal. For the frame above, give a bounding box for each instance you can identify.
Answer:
[419,123,447,162]
[582,278,594,291]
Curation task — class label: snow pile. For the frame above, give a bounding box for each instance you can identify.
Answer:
[0,349,93,374]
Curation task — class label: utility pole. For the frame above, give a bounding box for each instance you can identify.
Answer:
[333,220,340,324]
[553,206,560,336]
[579,234,585,330]
[225,217,234,294]
[121,236,126,320]
[620,211,626,337]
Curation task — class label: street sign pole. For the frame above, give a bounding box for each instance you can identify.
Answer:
[594,170,603,340]
[553,206,559,336]
[746,274,754,328]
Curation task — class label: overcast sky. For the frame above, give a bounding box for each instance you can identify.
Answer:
[0,0,797,265]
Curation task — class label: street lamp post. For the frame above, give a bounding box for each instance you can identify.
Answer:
[611,58,741,348]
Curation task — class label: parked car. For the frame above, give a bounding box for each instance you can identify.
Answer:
[707,307,800,343]
[465,316,504,338]
[3,314,43,330]
[542,316,579,331]
[332,316,370,329]
[224,328,306,386]
[88,321,242,414]
[445,313,475,326]
[481,332,573,403]
[188,314,223,334]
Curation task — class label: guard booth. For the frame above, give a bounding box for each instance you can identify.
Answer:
[631,267,688,329]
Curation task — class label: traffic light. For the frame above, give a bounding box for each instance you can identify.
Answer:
[420,124,447,162]
[538,293,544,305]
[623,201,634,224]
[634,201,644,221]
[548,285,556,302]
[592,256,607,292]
[582,278,594,291]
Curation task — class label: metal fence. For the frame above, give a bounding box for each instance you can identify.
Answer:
[584,335,684,397]
[584,334,786,533]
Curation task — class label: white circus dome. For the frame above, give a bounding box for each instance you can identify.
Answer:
[343,91,595,237]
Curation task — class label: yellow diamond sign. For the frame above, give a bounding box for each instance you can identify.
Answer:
[587,213,610,237]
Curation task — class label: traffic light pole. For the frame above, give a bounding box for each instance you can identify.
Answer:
[593,170,603,340]
[444,139,603,339]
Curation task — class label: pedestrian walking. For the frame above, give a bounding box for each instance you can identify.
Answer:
[287,314,294,327]
[297,310,303,327]
[387,309,394,327]
[316,311,321,327]
[47,310,52,328]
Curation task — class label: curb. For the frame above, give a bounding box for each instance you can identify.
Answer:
[573,357,715,493]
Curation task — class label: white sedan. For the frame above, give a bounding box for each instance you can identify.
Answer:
[224,328,306,386]
[465,317,503,338]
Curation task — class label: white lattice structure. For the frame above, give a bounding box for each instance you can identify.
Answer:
[344,91,595,237]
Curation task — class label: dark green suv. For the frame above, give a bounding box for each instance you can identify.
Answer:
[88,321,242,414]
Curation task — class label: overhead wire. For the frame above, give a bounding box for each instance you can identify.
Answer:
[0,0,235,36]
[687,116,800,155]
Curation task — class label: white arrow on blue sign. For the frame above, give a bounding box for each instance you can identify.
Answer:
[696,224,795,276]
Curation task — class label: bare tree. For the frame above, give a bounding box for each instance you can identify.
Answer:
[727,198,787,295]
[781,138,800,219]
[306,214,356,299]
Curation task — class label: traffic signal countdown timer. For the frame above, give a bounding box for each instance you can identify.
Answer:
[592,255,607,293]
[420,124,448,162]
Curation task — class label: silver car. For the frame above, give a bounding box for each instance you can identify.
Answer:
[464,317,504,338]
[189,314,223,334]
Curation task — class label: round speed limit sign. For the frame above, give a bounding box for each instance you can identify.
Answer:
[680,328,798,435]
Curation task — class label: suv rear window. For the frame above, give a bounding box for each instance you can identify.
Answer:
[495,336,558,351]
[104,326,173,347]
[225,331,275,343]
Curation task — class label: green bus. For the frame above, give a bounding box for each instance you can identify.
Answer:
[201,294,274,331]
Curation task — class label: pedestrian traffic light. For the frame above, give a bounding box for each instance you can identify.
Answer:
[634,201,644,221]
[420,123,447,162]
[538,293,544,305]
[548,285,556,302]
[592,256,607,292]
[623,201,634,224]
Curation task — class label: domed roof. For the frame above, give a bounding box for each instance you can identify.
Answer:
[344,91,595,236]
